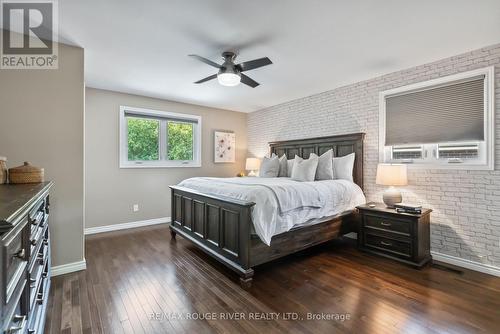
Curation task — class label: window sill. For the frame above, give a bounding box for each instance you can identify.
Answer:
[381,161,494,171]
[120,163,202,169]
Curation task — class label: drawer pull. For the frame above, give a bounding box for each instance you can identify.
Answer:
[29,277,37,287]
[13,248,25,259]
[30,212,44,226]
[7,315,27,333]
[43,240,49,246]
[36,292,44,304]
[380,241,392,247]
[30,239,37,246]
[380,222,392,227]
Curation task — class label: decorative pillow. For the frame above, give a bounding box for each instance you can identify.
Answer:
[259,156,279,177]
[278,154,288,177]
[287,159,295,177]
[289,156,304,177]
[332,153,355,182]
[291,155,318,182]
[310,149,333,180]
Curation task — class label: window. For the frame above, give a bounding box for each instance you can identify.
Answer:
[379,67,495,170]
[120,106,201,168]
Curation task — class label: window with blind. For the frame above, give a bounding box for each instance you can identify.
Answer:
[379,67,494,170]
[119,106,202,168]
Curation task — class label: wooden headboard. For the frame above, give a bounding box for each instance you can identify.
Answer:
[269,132,365,189]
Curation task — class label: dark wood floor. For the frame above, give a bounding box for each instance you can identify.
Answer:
[45,225,500,334]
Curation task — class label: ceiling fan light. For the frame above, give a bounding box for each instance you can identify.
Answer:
[217,72,241,86]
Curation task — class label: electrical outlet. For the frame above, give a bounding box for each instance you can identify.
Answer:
[133,204,139,212]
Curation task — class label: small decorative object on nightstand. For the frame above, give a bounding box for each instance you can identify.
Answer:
[376,163,407,208]
[357,203,432,268]
[245,158,260,177]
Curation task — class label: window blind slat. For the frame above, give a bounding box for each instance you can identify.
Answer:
[385,76,484,145]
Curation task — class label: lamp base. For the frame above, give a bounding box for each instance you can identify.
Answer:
[383,186,402,208]
[247,170,257,177]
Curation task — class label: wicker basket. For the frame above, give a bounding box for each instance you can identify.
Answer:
[8,162,44,184]
[0,157,7,184]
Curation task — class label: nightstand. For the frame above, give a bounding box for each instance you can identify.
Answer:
[356,203,432,267]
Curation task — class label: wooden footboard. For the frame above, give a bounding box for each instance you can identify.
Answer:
[169,185,256,286]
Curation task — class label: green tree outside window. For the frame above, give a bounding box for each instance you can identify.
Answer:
[127,117,159,161]
[167,122,193,160]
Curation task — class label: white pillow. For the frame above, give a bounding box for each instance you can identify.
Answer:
[278,154,288,177]
[259,156,279,177]
[286,159,294,177]
[332,153,355,182]
[291,155,318,182]
[310,149,333,180]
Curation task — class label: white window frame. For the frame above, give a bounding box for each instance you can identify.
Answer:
[379,66,495,170]
[119,106,202,168]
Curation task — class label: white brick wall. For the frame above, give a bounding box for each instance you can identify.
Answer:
[248,43,500,268]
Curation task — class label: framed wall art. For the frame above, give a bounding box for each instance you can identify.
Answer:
[214,131,236,163]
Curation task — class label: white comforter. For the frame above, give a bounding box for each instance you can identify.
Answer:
[178,177,366,245]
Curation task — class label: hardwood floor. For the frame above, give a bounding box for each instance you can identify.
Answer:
[45,225,500,334]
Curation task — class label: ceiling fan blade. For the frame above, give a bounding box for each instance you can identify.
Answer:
[194,74,217,84]
[237,57,272,72]
[188,54,221,68]
[240,74,259,88]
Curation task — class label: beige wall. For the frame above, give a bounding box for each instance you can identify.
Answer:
[0,43,85,267]
[85,88,247,228]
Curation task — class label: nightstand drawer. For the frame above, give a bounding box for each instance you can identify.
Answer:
[364,233,411,258]
[364,215,410,235]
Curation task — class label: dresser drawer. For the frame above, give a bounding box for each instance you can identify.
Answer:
[29,198,46,222]
[364,233,412,258]
[364,214,410,235]
[28,273,49,334]
[28,257,44,310]
[3,218,29,305]
[29,211,44,237]
[3,278,28,334]
[28,231,49,308]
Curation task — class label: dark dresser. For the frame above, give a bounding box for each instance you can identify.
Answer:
[357,203,432,267]
[0,182,53,334]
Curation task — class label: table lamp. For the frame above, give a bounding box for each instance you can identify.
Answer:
[376,163,408,208]
[245,158,260,177]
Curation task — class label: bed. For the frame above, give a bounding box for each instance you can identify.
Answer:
[169,132,365,288]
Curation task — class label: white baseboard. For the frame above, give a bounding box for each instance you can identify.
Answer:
[431,251,500,277]
[51,259,87,277]
[84,217,171,235]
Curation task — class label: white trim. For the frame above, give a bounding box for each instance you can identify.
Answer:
[51,259,87,277]
[379,66,495,170]
[84,217,171,235]
[431,251,500,277]
[119,106,202,168]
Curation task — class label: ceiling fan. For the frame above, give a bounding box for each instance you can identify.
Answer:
[189,51,272,88]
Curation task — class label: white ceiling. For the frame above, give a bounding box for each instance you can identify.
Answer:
[58,0,500,112]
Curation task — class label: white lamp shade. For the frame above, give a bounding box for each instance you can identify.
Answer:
[245,158,261,171]
[376,163,408,186]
